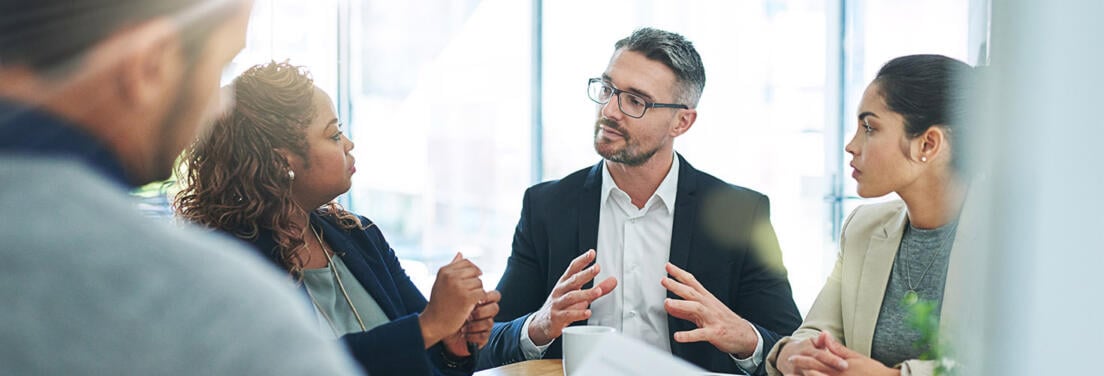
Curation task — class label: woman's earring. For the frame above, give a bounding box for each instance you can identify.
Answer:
[288,170,296,181]
[920,156,928,162]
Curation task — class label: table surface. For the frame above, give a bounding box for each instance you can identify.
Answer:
[474,359,563,376]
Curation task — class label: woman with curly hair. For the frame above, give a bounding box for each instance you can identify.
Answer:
[175,61,499,376]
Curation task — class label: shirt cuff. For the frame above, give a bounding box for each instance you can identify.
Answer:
[519,313,552,360]
[729,322,764,374]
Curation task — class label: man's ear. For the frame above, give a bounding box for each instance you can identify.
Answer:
[111,19,184,107]
[671,108,697,137]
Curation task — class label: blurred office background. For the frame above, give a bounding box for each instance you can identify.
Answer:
[210,0,990,315]
[126,0,1104,373]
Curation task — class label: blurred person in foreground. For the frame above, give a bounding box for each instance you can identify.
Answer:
[480,27,801,375]
[0,0,361,374]
[767,54,976,376]
[175,61,499,376]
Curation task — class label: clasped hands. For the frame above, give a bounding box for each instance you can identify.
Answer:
[419,253,501,358]
[776,332,899,376]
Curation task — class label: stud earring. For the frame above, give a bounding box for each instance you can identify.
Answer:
[920,156,928,162]
[288,170,296,181]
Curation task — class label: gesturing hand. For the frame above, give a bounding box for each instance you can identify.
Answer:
[420,253,485,349]
[661,262,758,357]
[528,249,618,346]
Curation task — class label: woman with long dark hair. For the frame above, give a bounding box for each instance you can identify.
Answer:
[767,54,975,376]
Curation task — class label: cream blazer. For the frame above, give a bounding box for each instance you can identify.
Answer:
[766,199,976,376]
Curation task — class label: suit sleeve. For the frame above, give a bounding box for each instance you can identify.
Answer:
[731,194,803,357]
[477,187,549,369]
[764,207,859,376]
[341,220,475,376]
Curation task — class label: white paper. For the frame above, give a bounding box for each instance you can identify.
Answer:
[573,332,722,376]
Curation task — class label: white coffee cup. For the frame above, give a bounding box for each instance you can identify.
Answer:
[562,325,616,376]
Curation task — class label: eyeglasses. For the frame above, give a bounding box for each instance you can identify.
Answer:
[587,78,689,119]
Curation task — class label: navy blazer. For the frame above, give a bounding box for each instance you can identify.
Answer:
[248,212,474,376]
[478,155,802,374]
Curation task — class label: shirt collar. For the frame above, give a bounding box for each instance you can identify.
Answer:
[600,153,680,212]
[0,99,133,189]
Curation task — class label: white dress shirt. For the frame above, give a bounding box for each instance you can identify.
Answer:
[587,154,679,351]
[519,155,763,372]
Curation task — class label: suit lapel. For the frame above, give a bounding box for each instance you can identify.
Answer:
[851,205,907,355]
[939,186,979,335]
[576,162,603,288]
[667,154,697,358]
[667,154,696,286]
[314,214,403,319]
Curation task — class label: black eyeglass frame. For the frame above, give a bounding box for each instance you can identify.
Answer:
[587,77,690,119]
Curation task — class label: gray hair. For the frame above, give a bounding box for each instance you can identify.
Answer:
[614,27,706,107]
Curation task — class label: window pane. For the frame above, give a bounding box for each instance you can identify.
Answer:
[841,0,971,201]
[222,0,339,96]
[138,0,340,219]
[347,0,532,293]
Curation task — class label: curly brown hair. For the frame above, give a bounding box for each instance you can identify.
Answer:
[174,61,361,279]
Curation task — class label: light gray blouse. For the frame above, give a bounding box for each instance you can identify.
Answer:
[302,256,390,338]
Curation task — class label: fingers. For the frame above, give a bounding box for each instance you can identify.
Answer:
[794,334,848,371]
[465,331,491,348]
[593,276,618,298]
[778,338,816,374]
[810,348,848,371]
[786,355,840,375]
[664,298,704,322]
[556,286,606,309]
[671,328,711,344]
[558,249,596,283]
[563,263,601,292]
[463,317,495,334]
[464,290,499,349]
[666,262,705,291]
[470,300,499,321]
[812,331,830,349]
[550,306,591,326]
[482,290,502,303]
[661,277,701,301]
[821,332,860,359]
[440,257,483,280]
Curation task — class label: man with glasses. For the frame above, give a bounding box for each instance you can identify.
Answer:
[478,28,801,374]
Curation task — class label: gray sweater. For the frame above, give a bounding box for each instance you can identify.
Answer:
[870,219,958,367]
[0,157,362,375]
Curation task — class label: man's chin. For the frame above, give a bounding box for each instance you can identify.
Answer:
[594,143,619,160]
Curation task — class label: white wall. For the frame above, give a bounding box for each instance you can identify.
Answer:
[961,1,1104,374]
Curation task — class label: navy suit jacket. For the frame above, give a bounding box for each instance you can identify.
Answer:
[248,212,474,376]
[478,155,802,374]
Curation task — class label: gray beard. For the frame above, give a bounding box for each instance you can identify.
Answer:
[593,118,659,166]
